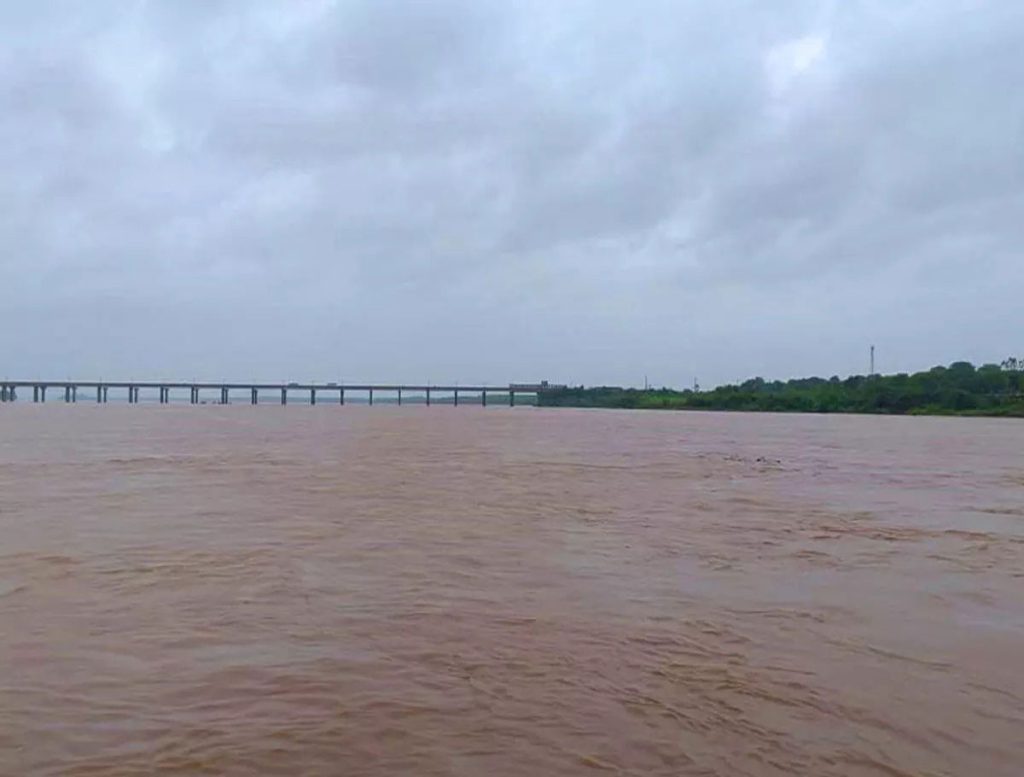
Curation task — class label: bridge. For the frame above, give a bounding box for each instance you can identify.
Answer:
[0,381,565,406]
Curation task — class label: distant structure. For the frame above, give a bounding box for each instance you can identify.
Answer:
[0,380,566,407]
[870,345,876,376]
[508,381,566,392]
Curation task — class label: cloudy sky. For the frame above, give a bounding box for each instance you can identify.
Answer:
[1,1,1021,387]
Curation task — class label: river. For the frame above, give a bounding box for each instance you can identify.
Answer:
[0,406,1021,775]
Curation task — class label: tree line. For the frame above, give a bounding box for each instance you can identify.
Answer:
[538,359,1024,417]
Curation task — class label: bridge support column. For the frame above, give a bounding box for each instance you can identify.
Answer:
[220,387,228,405]
[310,388,316,406]
[482,390,487,407]
[454,389,459,407]
[281,388,287,405]
[102,386,108,403]
[72,386,77,403]
[1,385,7,402]
[41,386,47,403]
[397,388,401,406]
[190,387,197,404]
[96,386,102,403]
[339,388,344,405]
[251,387,258,405]
[368,388,373,406]
[64,386,71,403]
[510,391,515,407]
[426,388,431,407]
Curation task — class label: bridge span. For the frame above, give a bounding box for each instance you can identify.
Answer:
[0,381,564,406]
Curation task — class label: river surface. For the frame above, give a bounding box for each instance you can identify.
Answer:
[0,406,1021,776]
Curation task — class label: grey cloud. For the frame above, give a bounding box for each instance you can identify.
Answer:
[1,0,1022,386]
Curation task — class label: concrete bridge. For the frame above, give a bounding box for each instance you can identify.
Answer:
[0,381,562,406]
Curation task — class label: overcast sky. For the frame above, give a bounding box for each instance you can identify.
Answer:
[1,1,1022,387]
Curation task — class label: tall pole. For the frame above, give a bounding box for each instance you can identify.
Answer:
[870,345,875,376]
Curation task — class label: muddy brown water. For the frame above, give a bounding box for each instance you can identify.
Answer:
[0,406,1021,776]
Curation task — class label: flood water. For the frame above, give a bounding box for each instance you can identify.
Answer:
[0,406,1021,776]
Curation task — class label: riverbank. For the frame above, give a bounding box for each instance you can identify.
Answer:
[539,361,1024,417]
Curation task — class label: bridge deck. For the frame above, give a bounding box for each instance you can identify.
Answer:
[1,382,512,392]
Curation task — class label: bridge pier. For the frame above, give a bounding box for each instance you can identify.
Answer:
[103,386,108,403]
[368,388,373,406]
[510,390,515,407]
[220,387,228,405]
[339,388,344,405]
[426,388,431,407]
[281,388,287,405]
[310,388,316,405]
[40,386,47,403]
[64,386,71,403]
[397,387,401,406]
[251,387,258,405]
[454,389,459,407]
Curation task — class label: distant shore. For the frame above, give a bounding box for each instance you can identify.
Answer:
[538,360,1024,418]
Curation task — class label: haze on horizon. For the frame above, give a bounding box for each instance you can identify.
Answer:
[1,1,1022,389]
